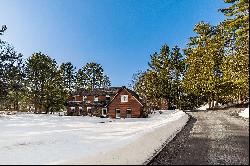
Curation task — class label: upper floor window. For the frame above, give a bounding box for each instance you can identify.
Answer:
[121,95,128,103]
[83,96,87,101]
[94,96,99,102]
[106,95,111,101]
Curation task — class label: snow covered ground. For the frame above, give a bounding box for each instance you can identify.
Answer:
[238,107,249,119]
[197,102,223,110]
[0,110,188,165]
[197,103,210,110]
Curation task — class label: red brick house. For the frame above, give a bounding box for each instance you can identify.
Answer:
[67,87,120,116]
[106,86,144,118]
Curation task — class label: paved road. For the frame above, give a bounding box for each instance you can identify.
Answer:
[149,109,249,165]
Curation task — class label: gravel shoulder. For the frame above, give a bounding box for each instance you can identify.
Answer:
[148,108,249,165]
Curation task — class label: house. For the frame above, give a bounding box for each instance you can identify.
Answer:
[106,86,144,118]
[67,87,120,116]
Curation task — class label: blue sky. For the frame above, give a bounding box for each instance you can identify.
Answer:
[0,0,228,87]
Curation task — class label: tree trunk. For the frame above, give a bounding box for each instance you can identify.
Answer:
[208,98,211,109]
[212,100,215,108]
[238,93,242,104]
[215,95,219,108]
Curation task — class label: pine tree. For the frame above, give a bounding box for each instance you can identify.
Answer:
[170,46,185,109]
[220,0,249,102]
[148,45,172,102]
[76,62,111,90]
[0,25,7,35]
[133,70,162,110]
[26,52,67,113]
[0,40,25,110]
[183,22,226,108]
[59,62,76,93]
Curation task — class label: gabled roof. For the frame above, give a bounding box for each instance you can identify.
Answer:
[73,87,121,96]
[106,86,144,107]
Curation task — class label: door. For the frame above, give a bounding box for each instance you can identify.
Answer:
[126,109,132,118]
[115,109,120,118]
[102,108,107,117]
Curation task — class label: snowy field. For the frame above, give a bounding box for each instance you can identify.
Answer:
[0,110,188,165]
[238,107,249,119]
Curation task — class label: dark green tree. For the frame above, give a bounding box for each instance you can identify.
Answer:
[76,62,111,90]
[148,45,172,102]
[59,62,76,92]
[169,46,185,109]
[0,39,25,110]
[26,52,67,113]
[0,25,7,35]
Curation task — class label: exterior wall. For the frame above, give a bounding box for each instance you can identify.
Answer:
[68,95,83,101]
[107,89,143,118]
[67,94,113,116]
[67,105,84,116]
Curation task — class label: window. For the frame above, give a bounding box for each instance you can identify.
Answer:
[83,96,87,101]
[87,107,92,113]
[102,108,107,116]
[79,107,83,115]
[121,95,128,103]
[115,109,121,118]
[94,96,99,102]
[126,109,132,118]
[106,95,111,101]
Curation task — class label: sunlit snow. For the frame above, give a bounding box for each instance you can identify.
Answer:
[0,110,188,164]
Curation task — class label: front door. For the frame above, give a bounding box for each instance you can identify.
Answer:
[102,108,107,117]
[115,109,120,118]
[126,109,132,118]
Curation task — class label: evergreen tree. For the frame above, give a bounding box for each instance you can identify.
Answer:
[26,52,67,113]
[0,25,7,35]
[148,45,172,102]
[220,0,249,102]
[0,39,25,110]
[59,62,76,92]
[169,46,185,109]
[76,62,111,90]
[133,70,162,109]
[183,22,226,108]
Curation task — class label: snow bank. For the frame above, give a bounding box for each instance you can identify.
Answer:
[238,107,249,119]
[197,103,209,110]
[0,110,188,165]
[197,102,222,110]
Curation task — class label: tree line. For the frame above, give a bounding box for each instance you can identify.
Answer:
[1,0,248,112]
[0,28,111,113]
[131,0,249,110]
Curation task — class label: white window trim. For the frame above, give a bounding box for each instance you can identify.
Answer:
[121,95,128,103]
[94,96,99,102]
[126,108,132,118]
[83,96,87,101]
[102,108,107,116]
[115,109,121,118]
